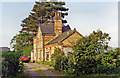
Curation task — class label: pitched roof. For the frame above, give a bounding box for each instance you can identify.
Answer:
[39,24,71,34]
[46,29,77,45]
[39,24,55,34]
[62,25,71,33]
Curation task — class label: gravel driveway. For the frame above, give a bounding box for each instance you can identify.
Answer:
[24,63,56,76]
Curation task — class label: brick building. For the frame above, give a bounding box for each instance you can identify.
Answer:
[31,12,83,62]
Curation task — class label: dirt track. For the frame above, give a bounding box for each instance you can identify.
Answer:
[24,63,56,76]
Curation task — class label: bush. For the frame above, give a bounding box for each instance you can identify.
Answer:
[94,63,118,74]
[69,30,119,76]
[18,62,24,73]
[37,60,52,66]
[51,48,68,71]
[67,56,74,75]
[2,51,23,76]
[50,30,120,76]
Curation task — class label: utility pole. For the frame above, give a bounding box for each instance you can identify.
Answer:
[43,34,45,62]
[39,17,45,62]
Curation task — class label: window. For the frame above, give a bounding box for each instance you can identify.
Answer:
[46,52,49,60]
[41,50,42,59]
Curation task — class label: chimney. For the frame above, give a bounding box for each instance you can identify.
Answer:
[54,12,62,36]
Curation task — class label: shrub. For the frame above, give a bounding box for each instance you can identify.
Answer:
[51,30,120,76]
[70,30,119,76]
[51,48,68,71]
[94,63,118,74]
[2,51,23,76]
[67,56,74,75]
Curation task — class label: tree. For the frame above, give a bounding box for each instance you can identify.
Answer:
[22,45,33,56]
[10,32,33,53]
[70,29,112,75]
[20,1,68,35]
[10,1,69,55]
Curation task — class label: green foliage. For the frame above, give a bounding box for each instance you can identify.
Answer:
[18,62,24,73]
[10,32,34,54]
[51,48,68,71]
[67,29,119,75]
[94,64,117,74]
[22,45,33,56]
[51,48,63,66]
[54,55,63,71]
[49,30,120,76]
[36,60,52,66]
[67,56,74,75]
[52,48,64,57]
[69,30,110,75]
[2,51,23,76]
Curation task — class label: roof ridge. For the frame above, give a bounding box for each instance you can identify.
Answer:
[58,30,75,43]
[45,35,60,45]
[45,30,73,45]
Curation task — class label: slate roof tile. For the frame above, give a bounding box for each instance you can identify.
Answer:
[46,30,75,45]
[39,24,55,34]
[39,24,71,34]
[62,25,71,33]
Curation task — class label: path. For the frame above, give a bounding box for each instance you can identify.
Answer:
[24,63,56,76]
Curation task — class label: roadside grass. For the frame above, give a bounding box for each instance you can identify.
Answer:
[35,61,51,66]
[48,69,70,76]
[35,61,54,70]
[33,66,46,76]
[33,67,41,71]
[35,62,120,77]
[36,62,69,76]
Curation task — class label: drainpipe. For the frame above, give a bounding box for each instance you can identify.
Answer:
[43,34,45,62]
[36,36,38,62]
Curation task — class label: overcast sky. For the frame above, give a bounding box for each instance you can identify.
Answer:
[0,0,119,50]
